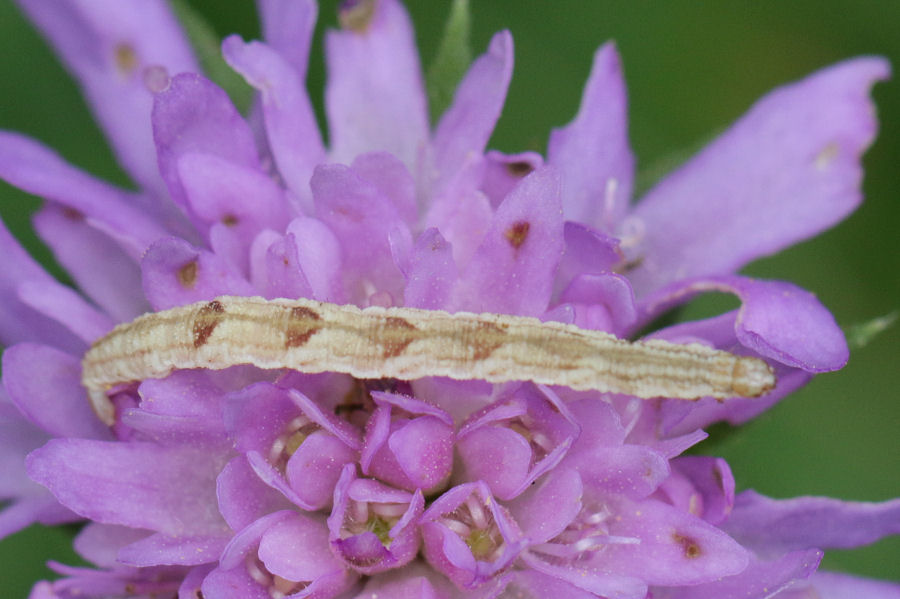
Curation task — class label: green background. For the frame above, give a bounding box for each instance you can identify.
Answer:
[1,1,897,594]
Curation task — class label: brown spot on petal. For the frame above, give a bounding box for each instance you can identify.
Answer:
[177,260,199,289]
[673,533,703,559]
[222,214,239,227]
[504,221,531,250]
[505,161,535,178]
[114,43,139,75]
[192,300,225,348]
[382,316,418,358]
[285,306,321,348]
[62,207,84,221]
[339,0,377,32]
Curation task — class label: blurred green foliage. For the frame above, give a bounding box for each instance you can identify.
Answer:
[1,1,897,594]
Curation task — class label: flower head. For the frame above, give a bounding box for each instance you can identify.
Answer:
[1,1,897,597]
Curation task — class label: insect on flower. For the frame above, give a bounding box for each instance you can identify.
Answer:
[81,296,775,424]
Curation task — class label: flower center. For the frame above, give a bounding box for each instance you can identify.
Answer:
[442,493,506,562]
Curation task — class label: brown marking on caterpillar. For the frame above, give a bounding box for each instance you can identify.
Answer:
[472,321,507,361]
[285,306,322,348]
[192,300,225,348]
[505,161,535,178]
[504,221,531,250]
[177,260,199,289]
[382,316,418,358]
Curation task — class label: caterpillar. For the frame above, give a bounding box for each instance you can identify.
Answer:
[81,296,775,424]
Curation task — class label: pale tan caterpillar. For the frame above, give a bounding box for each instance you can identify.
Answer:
[81,296,775,424]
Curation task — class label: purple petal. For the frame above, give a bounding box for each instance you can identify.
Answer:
[599,497,751,585]
[432,31,513,193]
[285,216,345,302]
[803,571,900,599]
[0,132,169,256]
[665,457,736,526]
[362,391,454,493]
[548,42,634,229]
[32,205,149,322]
[558,273,637,334]
[724,490,900,554]
[506,468,583,544]
[311,161,410,302]
[118,532,228,566]
[15,0,198,196]
[628,57,890,295]
[658,549,822,599]
[140,236,255,310]
[554,221,624,298]
[257,511,345,582]
[517,554,648,599]
[224,382,303,455]
[423,159,495,269]
[223,35,324,208]
[0,495,76,541]
[450,167,564,316]
[17,280,114,344]
[480,150,544,207]
[639,275,849,371]
[421,482,526,589]
[256,0,317,81]
[216,456,291,532]
[27,439,229,536]
[652,312,815,434]
[253,231,314,300]
[176,151,292,246]
[286,431,357,510]
[324,0,428,170]
[402,228,458,310]
[73,522,149,567]
[3,343,110,439]
[152,73,260,218]
[0,218,83,352]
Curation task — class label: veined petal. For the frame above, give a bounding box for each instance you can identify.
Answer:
[3,343,110,439]
[223,35,324,209]
[548,42,634,230]
[26,439,230,536]
[402,228,458,310]
[33,205,149,323]
[140,237,255,310]
[0,218,84,352]
[432,31,513,193]
[325,0,428,170]
[628,57,890,295]
[637,275,849,372]
[450,167,564,316]
[152,73,261,222]
[256,0,317,80]
[802,571,900,599]
[724,490,900,555]
[0,131,169,257]
[656,549,822,599]
[15,0,198,197]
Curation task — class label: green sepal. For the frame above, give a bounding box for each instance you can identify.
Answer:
[426,0,472,122]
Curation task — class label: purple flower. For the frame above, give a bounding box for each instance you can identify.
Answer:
[0,0,897,597]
